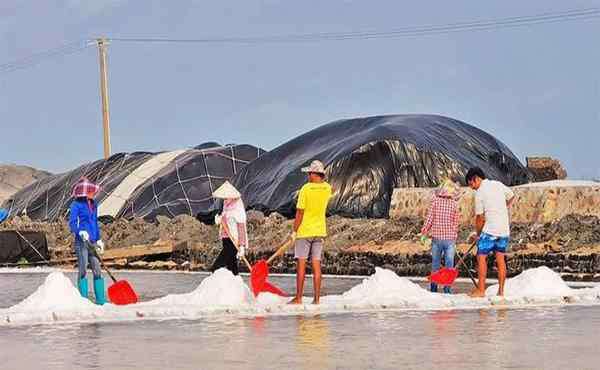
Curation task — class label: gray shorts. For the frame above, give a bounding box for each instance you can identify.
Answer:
[294,238,324,261]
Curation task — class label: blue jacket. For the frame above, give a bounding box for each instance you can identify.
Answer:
[69,198,101,244]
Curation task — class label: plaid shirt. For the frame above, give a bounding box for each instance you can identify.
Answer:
[421,195,459,241]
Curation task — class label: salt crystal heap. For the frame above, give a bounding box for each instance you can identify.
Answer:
[8,272,95,312]
[342,267,440,305]
[147,268,254,307]
[486,266,573,298]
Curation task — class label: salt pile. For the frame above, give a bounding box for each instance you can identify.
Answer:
[146,268,254,307]
[256,292,288,306]
[8,272,95,312]
[485,266,573,298]
[1,267,598,326]
[342,267,439,305]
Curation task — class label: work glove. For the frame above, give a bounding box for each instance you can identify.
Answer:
[79,230,90,242]
[237,244,246,260]
[96,240,105,254]
[419,234,430,246]
[214,214,222,225]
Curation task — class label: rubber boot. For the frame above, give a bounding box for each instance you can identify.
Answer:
[430,283,438,293]
[78,277,89,299]
[93,277,107,305]
[443,286,452,294]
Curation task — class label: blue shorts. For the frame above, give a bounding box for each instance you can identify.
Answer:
[477,233,509,255]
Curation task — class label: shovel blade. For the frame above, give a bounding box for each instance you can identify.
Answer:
[429,268,459,286]
[250,260,268,296]
[108,280,138,305]
[250,259,287,297]
[262,281,287,297]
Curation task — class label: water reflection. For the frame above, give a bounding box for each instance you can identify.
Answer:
[295,315,331,370]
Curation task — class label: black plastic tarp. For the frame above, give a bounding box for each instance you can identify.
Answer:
[233,114,530,218]
[0,231,49,264]
[2,143,264,222]
[119,144,265,220]
[3,152,152,221]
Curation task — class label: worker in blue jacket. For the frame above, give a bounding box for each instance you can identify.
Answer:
[69,178,106,305]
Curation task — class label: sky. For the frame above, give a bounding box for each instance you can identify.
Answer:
[0,1,599,178]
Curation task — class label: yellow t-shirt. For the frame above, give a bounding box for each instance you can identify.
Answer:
[296,182,332,238]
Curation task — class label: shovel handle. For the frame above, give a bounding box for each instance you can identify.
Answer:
[455,242,478,288]
[84,241,117,283]
[266,237,294,265]
[219,218,253,271]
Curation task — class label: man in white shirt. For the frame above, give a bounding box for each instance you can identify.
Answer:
[466,167,515,297]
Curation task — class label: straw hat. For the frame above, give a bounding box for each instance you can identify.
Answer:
[301,160,326,174]
[212,181,241,199]
[436,179,461,199]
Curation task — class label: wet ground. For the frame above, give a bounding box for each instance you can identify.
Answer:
[0,271,598,370]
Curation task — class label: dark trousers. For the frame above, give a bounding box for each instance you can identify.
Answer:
[211,238,239,275]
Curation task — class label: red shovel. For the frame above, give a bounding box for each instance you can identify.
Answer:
[85,241,139,305]
[429,267,459,286]
[219,219,289,297]
[428,242,477,287]
[249,238,294,297]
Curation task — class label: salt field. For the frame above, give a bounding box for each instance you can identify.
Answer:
[1,268,599,369]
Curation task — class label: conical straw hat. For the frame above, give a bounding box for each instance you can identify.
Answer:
[212,181,241,199]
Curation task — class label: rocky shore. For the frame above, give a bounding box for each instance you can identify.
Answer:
[2,213,600,281]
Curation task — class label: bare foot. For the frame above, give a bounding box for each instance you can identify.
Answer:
[469,289,486,298]
[288,297,303,305]
[497,289,504,297]
[311,299,320,305]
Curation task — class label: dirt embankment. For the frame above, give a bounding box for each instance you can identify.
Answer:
[0,164,51,204]
[2,213,600,280]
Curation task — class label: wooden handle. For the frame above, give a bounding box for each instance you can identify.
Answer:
[267,238,294,265]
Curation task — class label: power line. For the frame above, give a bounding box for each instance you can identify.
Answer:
[0,40,94,75]
[0,7,598,75]
[110,7,600,44]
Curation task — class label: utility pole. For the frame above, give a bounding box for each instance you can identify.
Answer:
[97,37,111,159]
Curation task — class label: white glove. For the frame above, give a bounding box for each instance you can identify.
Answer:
[237,245,246,260]
[214,214,222,225]
[468,232,479,244]
[79,230,90,241]
[96,240,105,254]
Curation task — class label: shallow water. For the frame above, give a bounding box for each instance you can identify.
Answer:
[0,271,598,370]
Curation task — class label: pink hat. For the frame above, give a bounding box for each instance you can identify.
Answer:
[72,178,100,198]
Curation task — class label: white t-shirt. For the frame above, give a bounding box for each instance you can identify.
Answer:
[475,179,515,237]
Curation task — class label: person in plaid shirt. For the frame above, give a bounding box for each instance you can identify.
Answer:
[421,179,461,294]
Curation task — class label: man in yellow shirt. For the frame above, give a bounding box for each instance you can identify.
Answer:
[289,160,332,305]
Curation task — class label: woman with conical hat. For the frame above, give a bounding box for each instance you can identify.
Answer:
[211,181,248,275]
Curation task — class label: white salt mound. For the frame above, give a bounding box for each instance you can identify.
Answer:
[148,268,254,306]
[342,267,435,303]
[8,272,94,312]
[256,292,288,305]
[486,266,573,297]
